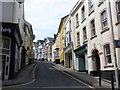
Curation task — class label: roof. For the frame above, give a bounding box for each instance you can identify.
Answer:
[37,40,44,44]
[47,37,54,42]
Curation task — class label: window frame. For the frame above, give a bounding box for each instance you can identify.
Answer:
[101,10,108,30]
[89,0,94,13]
[75,13,79,28]
[83,26,87,42]
[104,44,112,65]
[77,32,80,47]
[90,19,96,37]
[81,6,85,21]
[116,0,120,22]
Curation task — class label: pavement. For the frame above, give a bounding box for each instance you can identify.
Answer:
[2,63,36,87]
[48,61,116,89]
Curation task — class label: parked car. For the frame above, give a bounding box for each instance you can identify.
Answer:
[39,58,45,61]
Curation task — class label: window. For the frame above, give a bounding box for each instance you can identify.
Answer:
[90,19,96,37]
[101,10,108,29]
[0,36,2,49]
[69,20,71,30]
[89,0,94,13]
[116,0,120,22]
[69,31,71,42]
[104,44,112,64]
[62,38,65,48]
[83,27,87,41]
[81,6,85,20]
[77,32,80,46]
[2,37,10,50]
[99,0,105,4]
[76,14,79,27]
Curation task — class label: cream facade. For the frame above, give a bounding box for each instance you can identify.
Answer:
[62,0,120,83]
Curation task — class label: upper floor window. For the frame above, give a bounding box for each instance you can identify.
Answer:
[69,20,71,30]
[89,0,94,13]
[101,10,108,30]
[99,0,105,4]
[116,0,120,22]
[69,31,71,42]
[90,19,96,37]
[104,44,112,64]
[76,14,79,28]
[83,26,87,41]
[77,32,80,46]
[81,6,85,21]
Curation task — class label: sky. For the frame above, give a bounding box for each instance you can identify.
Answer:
[24,0,78,42]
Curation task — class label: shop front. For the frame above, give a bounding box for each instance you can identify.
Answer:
[1,22,22,80]
[74,44,88,73]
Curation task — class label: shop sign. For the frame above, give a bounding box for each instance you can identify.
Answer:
[0,26,11,33]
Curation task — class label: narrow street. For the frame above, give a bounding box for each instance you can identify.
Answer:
[3,61,94,90]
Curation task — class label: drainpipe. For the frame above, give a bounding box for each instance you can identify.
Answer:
[108,0,120,89]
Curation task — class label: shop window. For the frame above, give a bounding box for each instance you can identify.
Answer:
[3,37,10,50]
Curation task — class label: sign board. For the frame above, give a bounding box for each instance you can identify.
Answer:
[114,40,120,48]
[0,26,11,33]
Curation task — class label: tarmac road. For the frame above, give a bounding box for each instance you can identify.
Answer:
[2,61,93,90]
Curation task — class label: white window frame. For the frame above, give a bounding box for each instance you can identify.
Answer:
[89,0,94,13]
[76,14,79,27]
[90,19,96,37]
[116,0,120,22]
[77,32,80,46]
[83,26,87,41]
[104,44,112,65]
[101,10,108,30]
[81,6,85,21]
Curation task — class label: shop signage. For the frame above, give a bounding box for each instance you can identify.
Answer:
[0,26,11,33]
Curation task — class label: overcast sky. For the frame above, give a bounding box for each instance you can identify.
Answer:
[24,0,78,41]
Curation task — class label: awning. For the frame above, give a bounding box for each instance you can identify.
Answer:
[74,44,87,55]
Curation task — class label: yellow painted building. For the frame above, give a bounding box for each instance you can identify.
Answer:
[55,15,68,65]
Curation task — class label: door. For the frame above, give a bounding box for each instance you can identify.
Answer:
[79,55,86,70]
[2,55,10,80]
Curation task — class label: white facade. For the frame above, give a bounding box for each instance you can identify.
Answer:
[64,0,120,79]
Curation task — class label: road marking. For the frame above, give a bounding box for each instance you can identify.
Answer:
[3,63,38,88]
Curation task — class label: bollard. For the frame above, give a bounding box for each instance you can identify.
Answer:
[111,73,114,90]
[99,70,101,86]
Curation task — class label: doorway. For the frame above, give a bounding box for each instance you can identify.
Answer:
[92,49,100,75]
[2,55,10,80]
[78,55,86,71]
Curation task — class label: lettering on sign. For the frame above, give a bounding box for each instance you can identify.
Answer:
[0,26,11,33]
